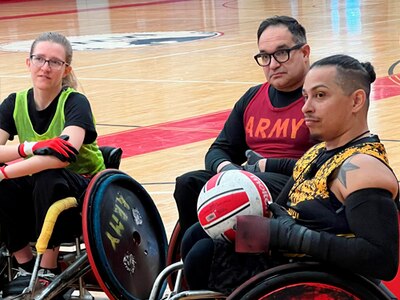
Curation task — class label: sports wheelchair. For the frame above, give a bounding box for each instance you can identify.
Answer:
[0,146,124,299]
[156,222,398,300]
[1,149,398,299]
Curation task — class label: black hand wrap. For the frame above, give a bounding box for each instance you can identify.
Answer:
[235,203,319,254]
[243,150,264,172]
[269,203,319,254]
[220,163,243,172]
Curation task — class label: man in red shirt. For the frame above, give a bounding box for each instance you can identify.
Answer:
[174,15,314,234]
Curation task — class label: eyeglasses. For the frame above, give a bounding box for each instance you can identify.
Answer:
[254,44,305,67]
[30,55,68,70]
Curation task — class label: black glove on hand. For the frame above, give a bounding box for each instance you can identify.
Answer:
[235,203,319,255]
[220,163,243,172]
[269,203,316,254]
[235,215,271,253]
[18,135,79,163]
[243,150,264,172]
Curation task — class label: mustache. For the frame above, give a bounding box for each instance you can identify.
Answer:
[269,69,285,75]
[303,115,319,121]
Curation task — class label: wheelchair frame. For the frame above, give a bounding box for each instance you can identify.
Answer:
[153,221,397,300]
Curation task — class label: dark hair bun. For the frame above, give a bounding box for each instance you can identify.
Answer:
[361,62,376,83]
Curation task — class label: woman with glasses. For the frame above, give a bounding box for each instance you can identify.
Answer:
[0,32,105,297]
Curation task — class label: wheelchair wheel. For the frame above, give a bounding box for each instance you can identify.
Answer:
[166,221,188,291]
[228,262,392,300]
[0,242,9,291]
[166,221,182,289]
[167,221,182,268]
[82,169,168,300]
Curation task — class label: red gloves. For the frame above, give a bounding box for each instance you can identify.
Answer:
[18,135,79,162]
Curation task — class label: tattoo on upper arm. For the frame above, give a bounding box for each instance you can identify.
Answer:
[338,160,360,188]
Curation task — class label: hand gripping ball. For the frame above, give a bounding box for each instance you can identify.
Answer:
[197,170,272,242]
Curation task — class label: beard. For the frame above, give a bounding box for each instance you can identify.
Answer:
[309,132,323,143]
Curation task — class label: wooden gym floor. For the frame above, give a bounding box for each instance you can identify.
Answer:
[1,0,400,298]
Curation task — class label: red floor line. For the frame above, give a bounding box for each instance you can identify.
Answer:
[0,0,189,20]
[0,0,40,4]
[97,110,230,157]
[372,75,400,100]
[97,75,400,158]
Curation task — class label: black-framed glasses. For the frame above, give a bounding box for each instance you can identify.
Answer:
[254,44,305,67]
[30,55,68,70]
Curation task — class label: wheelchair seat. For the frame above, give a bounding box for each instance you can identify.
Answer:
[99,146,123,169]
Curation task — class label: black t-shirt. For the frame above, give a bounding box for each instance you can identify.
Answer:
[0,88,97,144]
[268,85,303,108]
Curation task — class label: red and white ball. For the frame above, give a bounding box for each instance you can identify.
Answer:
[197,170,272,242]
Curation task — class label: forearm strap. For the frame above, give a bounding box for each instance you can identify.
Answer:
[269,217,320,253]
[18,143,27,157]
[18,141,36,157]
[304,188,398,280]
[0,166,9,179]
